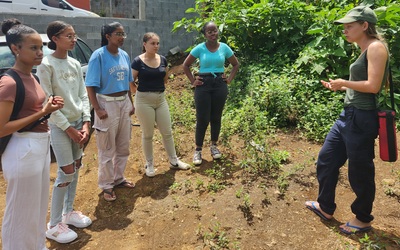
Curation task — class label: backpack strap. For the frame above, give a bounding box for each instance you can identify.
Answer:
[1,69,25,121]
[365,47,393,110]
[32,74,40,84]
[1,69,50,131]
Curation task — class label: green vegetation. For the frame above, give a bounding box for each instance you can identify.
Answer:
[358,232,389,249]
[168,0,400,198]
[197,222,240,249]
[235,188,254,224]
[173,0,400,142]
[168,2,400,247]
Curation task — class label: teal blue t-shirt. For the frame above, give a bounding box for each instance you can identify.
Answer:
[85,46,133,94]
[190,42,234,73]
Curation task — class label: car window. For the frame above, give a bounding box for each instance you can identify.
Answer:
[0,45,15,70]
[78,39,92,64]
[42,0,58,8]
[41,0,71,9]
[69,39,92,66]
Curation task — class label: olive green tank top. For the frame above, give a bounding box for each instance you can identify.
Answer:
[344,43,389,110]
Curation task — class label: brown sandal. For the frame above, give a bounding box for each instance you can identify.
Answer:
[103,188,116,202]
[115,180,135,189]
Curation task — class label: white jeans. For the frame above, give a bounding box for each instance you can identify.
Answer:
[134,91,177,164]
[1,132,51,250]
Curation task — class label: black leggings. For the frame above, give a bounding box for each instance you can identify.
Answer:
[194,75,228,147]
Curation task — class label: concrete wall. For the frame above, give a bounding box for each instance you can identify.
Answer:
[0,0,196,58]
[91,0,140,18]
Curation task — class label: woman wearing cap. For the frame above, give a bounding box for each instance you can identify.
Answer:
[305,6,389,234]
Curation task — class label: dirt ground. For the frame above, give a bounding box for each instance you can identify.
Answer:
[0,65,399,250]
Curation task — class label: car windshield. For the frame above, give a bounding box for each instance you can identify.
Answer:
[0,46,17,70]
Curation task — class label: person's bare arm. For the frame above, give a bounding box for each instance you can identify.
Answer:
[183,54,201,86]
[225,55,240,84]
[0,95,64,137]
[327,42,388,93]
[86,86,107,120]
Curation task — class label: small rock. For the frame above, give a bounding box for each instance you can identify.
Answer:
[382,179,395,186]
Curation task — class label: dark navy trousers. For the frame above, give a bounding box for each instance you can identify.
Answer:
[316,106,378,223]
[194,74,228,147]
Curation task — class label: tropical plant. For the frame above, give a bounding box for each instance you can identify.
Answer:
[173,0,400,142]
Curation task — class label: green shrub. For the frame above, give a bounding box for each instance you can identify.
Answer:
[173,0,400,142]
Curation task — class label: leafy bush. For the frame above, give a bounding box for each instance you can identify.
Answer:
[298,95,344,142]
[173,0,400,142]
[167,88,196,129]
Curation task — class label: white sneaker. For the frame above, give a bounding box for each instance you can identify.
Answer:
[145,162,155,177]
[193,150,202,165]
[170,159,190,170]
[210,145,222,159]
[62,211,92,228]
[46,222,77,244]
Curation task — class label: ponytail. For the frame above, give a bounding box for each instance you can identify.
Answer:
[101,22,122,47]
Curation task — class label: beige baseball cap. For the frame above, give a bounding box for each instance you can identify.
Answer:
[334,6,377,24]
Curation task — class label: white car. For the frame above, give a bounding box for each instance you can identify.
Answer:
[0,0,99,17]
[0,33,93,78]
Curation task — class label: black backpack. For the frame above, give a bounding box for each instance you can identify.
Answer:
[0,69,41,155]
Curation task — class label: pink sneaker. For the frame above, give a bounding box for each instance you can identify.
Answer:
[46,222,77,244]
[62,211,92,228]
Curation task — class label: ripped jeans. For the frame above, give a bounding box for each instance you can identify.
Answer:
[48,119,83,227]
